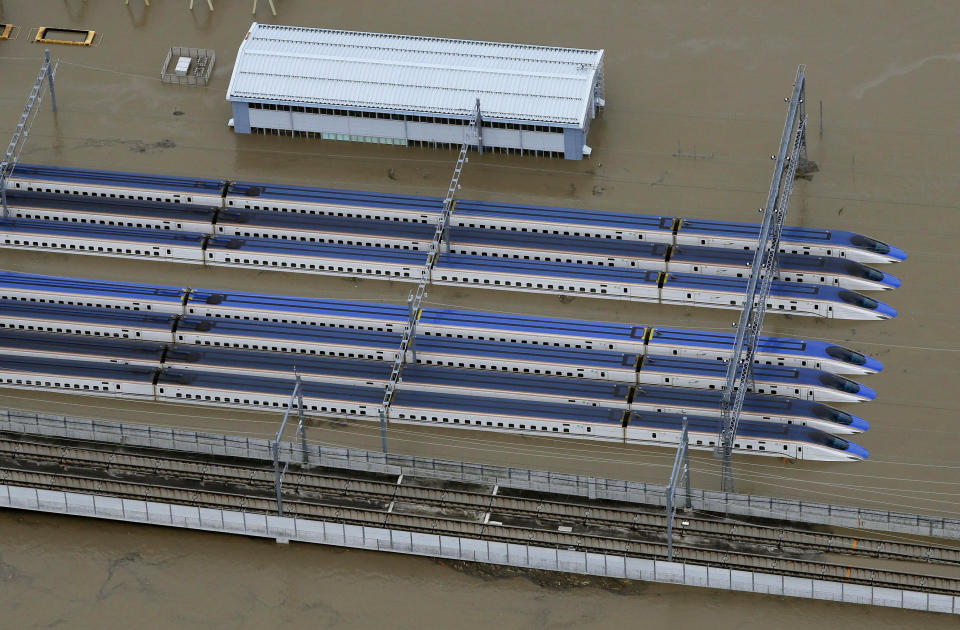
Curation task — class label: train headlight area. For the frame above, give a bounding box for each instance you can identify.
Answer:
[0,353,869,462]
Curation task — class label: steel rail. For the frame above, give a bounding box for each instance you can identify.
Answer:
[2,436,958,567]
[2,463,959,596]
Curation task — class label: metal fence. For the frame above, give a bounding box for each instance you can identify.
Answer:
[1,482,956,615]
[3,408,959,540]
[160,47,215,86]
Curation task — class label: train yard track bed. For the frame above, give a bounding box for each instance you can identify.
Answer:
[1,430,959,595]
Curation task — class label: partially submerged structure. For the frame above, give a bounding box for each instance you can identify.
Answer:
[226,23,605,159]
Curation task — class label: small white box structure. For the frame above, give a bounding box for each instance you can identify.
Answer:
[174,56,192,76]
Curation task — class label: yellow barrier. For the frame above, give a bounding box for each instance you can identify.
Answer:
[33,27,96,46]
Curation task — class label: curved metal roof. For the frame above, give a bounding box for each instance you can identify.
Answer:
[226,23,604,125]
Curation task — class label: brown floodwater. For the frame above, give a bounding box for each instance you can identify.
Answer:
[1,0,959,626]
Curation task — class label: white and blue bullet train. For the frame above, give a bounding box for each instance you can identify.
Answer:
[5,192,899,292]
[0,329,870,435]
[5,164,906,264]
[0,220,898,320]
[0,353,869,461]
[0,271,883,374]
[0,297,877,402]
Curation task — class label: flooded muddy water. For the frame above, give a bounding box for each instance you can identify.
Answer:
[1,1,959,626]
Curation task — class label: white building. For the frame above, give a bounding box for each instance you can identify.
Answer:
[226,23,605,159]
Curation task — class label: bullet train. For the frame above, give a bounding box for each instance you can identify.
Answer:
[2,193,900,292]
[0,220,898,320]
[0,272,884,374]
[0,297,876,402]
[0,327,871,436]
[0,353,868,461]
[4,164,905,264]
[9,187,894,292]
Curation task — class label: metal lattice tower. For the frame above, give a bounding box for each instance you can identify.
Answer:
[378,101,479,452]
[272,371,307,516]
[1,50,58,217]
[714,66,808,493]
[665,415,692,562]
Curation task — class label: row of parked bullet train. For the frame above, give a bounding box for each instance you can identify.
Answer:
[0,164,904,319]
[0,272,875,460]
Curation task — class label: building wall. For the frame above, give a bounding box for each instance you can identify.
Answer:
[239,101,571,157]
[231,102,251,134]
[563,128,586,159]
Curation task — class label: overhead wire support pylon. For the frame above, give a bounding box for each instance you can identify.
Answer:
[665,415,692,562]
[1,49,59,218]
[378,100,480,453]
[714,65,808,493]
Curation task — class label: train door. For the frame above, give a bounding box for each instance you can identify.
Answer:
[796,445,803,459]
[806,388,815,400]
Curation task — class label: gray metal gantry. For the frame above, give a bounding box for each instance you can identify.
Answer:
[714,65,808,493]
[665,415,692,561]
[0,50,58,217]
[377,101,480,453]
[272,371,307,517]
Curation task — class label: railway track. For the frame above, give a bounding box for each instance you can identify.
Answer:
[1,435,956,566]
[1,434,958,595]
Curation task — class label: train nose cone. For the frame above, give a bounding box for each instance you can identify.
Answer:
[862,355,884,373]
[849,413,871,432]
[845,441,870,460]
[855,382,877,401]
[880,272,901,290]
[875,302,898,319]
[887,244,908,262]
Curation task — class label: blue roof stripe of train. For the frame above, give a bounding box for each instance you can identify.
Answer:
[7,164,225,196]
[0,271,883,375]
[6,164,906,264]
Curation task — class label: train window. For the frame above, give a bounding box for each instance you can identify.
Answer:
[696,440,703,445]
[784,445,788,450]
[652,432,656,438]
